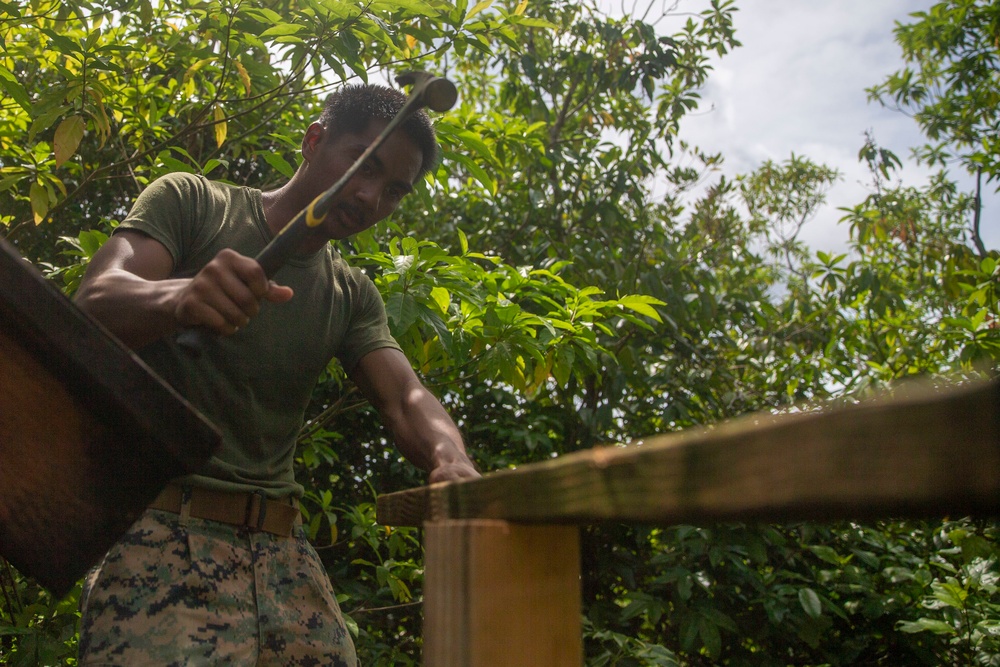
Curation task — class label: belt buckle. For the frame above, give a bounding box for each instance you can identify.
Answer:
[246,490,268,532]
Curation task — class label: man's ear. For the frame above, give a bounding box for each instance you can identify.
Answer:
[302,123,325,161]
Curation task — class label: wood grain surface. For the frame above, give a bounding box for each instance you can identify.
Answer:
[378,379,1000,527]
[422,520,582,666]
[0,239,220,596]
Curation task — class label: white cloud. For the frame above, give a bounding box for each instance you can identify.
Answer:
[598,1,1000,252]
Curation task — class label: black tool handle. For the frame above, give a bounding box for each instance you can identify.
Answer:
[174,205,322,356]
[176,327,209,356]
[254,203,322,278]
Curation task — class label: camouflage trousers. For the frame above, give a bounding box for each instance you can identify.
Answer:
[78,509,358,666]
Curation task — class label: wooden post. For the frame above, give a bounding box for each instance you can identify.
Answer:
[422,520,581,667]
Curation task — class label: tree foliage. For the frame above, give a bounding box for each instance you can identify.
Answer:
[2,0,1000,665]
[868,0,1000,256]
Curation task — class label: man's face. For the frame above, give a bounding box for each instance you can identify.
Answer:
[304,119,424,240]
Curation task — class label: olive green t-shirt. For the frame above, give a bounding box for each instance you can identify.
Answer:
[119,172,401,498]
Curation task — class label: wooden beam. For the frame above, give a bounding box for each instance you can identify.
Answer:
[422,520,581,667]
[0,240,220,596]
[0,240,218,469]
[379,379,1000,527]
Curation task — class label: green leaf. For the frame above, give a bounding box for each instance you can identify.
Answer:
[261,151,296,178]
[77,229,109,257]
[809,545,845,565]
[0,172,26,192]
[202,158,230,176]
[241,7,284,23]
[385,292,419,334]
[157,155,196,173]
[451,127,498,165]
[29,181,49,224]
[701,607,737,633]
[698,616,722,658]
[799,587,823,619]
[0,66,30,112]
[507,15,558,29]
[898,618,956,635]
[53,115,86,167]
[446,151,497,195]
[618,294,664,322]
[931,580,967,609]
[466,0,492,21]
[679,614,699,651]
[370,0,440,14]
[341,612,359,638]
[259,24,305,39]
[430,286,450,313]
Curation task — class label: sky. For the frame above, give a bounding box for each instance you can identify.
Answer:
[597,1,995,254]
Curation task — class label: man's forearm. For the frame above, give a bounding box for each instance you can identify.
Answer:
[75,268,187,349]
[350,348,480,483]
[390,383,478,482]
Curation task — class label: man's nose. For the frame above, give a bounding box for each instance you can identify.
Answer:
[357,182,391,220]
[354,181,382,209]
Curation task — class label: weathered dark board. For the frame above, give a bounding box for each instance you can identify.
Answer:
[0,239,220,597]
[378,379,1000,527]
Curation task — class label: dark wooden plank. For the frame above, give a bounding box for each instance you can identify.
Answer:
[0,239,220,596]
[377,379,1000,527]
[0,240,218,467]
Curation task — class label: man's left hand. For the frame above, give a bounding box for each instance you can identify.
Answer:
[428,459,481,484]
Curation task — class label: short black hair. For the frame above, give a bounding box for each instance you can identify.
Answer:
[318,84,439,178]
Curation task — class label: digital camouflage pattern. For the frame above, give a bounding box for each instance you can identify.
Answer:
[78,509,357,666]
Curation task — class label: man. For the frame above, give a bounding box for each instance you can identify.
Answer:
[73,84,479,665]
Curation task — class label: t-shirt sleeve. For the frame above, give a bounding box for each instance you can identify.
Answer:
[338,269,402,373]
[115,172,204,267]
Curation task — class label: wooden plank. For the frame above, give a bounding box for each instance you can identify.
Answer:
[0,240,218,468]
[378,379,1000,527]
[0,239,220,596]
[422,520,581,667]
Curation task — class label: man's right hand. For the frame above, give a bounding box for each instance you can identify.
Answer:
[75,231,292,349]
[175,248,293,336]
